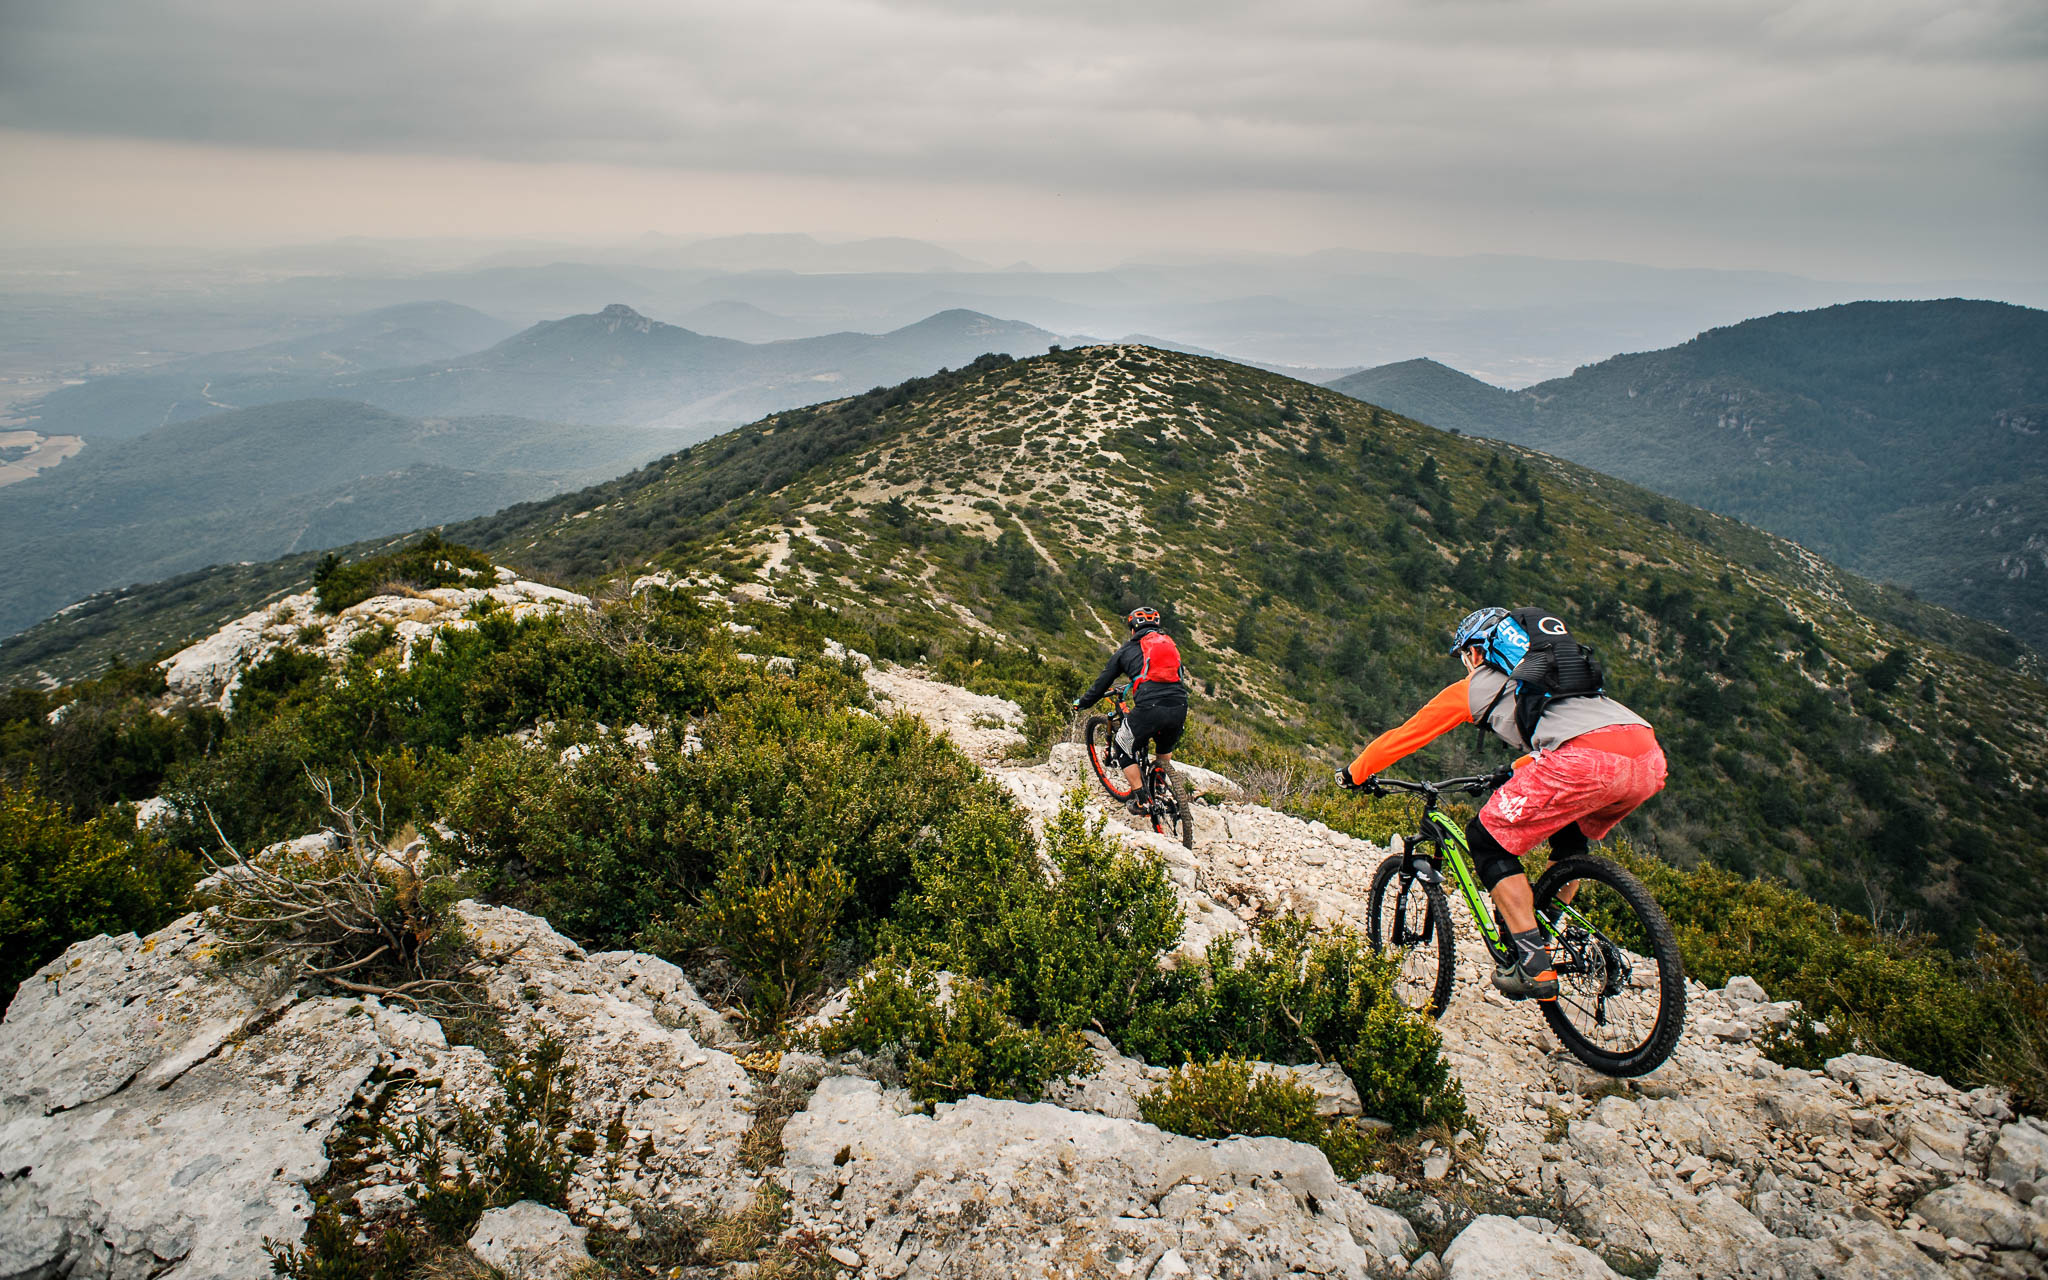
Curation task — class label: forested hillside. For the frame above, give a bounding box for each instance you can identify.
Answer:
[449,344,2048,957]
[1327,300,2048,641]
[12,343,2046,959]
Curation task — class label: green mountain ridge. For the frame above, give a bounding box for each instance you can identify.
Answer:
[1325,300,2048,640]
[0,398,672,639]
[442,345,2046,957]
[10,344,2047,959]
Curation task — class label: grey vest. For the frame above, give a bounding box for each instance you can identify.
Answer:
[1466,665,1649,755]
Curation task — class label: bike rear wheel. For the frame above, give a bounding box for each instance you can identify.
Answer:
[1532,855,1686,1077]
[1150,766,1195,849]
[1367,852,1457,1018]
[1083,715,1137,800]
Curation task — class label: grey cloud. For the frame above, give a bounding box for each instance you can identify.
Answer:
[0,0,2042,271]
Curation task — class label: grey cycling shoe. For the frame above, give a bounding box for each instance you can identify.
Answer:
[1492,957,1560,1002]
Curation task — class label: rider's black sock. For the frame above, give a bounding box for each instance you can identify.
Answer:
[1511,927,1552,974]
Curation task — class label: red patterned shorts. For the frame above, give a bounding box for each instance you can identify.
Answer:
[1479,733,1668,857]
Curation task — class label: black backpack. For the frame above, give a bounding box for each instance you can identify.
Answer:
[1475,607,1607,746]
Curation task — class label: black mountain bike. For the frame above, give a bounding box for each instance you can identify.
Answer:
[1081,688,1195,848]
[1363,772,1686,1077]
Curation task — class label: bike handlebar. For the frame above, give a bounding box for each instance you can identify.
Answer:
[1366,767,1514,798]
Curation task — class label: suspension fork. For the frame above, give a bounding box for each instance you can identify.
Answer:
[1429,811,1515,963]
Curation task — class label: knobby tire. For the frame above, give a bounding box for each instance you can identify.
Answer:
[1532,855,1687,1077]
[1151,766,1195,849]
[1367,853,1457,1018]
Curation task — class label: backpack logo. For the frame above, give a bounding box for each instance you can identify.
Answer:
[1475,607,1608,748]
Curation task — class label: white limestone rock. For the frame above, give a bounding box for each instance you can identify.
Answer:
[161,576,589,714]
[782,1075,1415,1277]
[1989,1120,2048,1190]
[0,917,442,1280]
[1441,1215,1623,1279]
[455,901,759,1218]
[1913,1180,2035,1248]
[468,1201,592,1280]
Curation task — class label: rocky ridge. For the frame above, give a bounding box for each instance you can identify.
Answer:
[158,567,589,714]
[5,604,2047,1279]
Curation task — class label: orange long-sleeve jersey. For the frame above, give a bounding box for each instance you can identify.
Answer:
[1343,676,1475,785]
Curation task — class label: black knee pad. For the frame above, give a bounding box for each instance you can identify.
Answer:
[1549,823,1590,860]
[1467,816,1524,890]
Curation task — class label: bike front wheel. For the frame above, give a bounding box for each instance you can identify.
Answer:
[1533,855,1687,1077]
[1367,852,1457,1018]
[1083,715,1137,800]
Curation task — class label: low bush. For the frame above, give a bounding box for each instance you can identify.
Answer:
[1139,1057,1381,1178]
[0,773,197,999]
[816,961,1094,1102]
[1124,916,1468,1134]
[895,792,1183,1034]
[313,533,495,614]
[437,683,1012,1026]
[1601,841,2002,1087]
[694,856,853,1031]
[400,1037,580,1241]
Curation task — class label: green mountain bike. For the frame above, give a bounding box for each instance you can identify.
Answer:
[1081,687,1195,848]
[1363,772,1687,1077]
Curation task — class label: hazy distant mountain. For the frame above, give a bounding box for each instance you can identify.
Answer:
[19,304,1066,439]
[0,398,670,638]
[1327,301,2048,639]
[21,302,518,441]
[1323,358,1530,437]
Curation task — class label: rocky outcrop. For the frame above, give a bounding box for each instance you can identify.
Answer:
[467,1201,593,1280]
[780,1074,1417,1278]
[0,915,443,1279]
[160,568,588,713]
[0,902,752,1276]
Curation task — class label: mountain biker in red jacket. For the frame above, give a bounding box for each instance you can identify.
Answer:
[1337,606,1666,1001]
[1073,607,1189,815]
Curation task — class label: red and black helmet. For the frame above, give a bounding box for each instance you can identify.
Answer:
[1125,606,1162,630]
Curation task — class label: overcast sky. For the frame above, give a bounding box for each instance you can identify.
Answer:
[1,0,2043,278]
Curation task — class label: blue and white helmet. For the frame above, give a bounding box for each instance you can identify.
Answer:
[1448,606,1530,671]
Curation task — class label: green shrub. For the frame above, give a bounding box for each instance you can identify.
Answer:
[1,663,221,817]
[1124,916,1468,1134]
[264,1203,416,1280]
[1602,840,2001,1086]
[313,533,495,614]
[437,690,1004,953]
[895,792,1183,1033]
[1139,1057,1381,1178]
[0,774,197,998]
[1976,933,2048,1114]
[401,1037,580,1241]
[694,856,853,1031]
[817,962,1093,1102]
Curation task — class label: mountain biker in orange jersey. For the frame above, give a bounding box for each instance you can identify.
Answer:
[1337,606,1666,1001]
[1073,607,1189,816]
